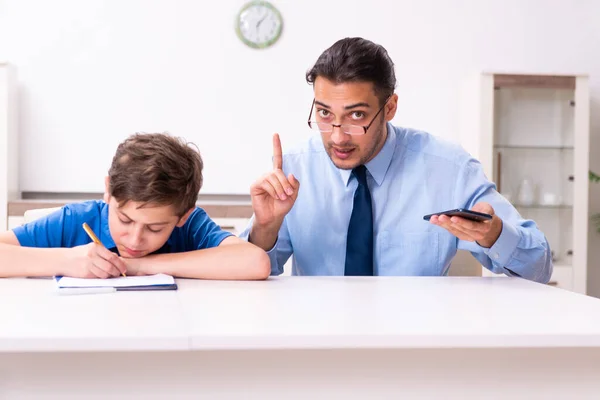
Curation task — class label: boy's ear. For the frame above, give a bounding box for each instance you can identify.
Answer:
[176,208,195,227]
[103,176,111,203]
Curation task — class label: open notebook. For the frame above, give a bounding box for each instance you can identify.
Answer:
[55,274,178,291]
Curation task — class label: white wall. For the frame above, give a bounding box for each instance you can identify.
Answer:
[1,0,599,194]
[1,0,600,290]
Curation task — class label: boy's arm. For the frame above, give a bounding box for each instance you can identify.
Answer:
[0,231,71,277]
[128,236,271,280]
[239,215,292,276]
[0,231,127,279]
[0,231,19,245]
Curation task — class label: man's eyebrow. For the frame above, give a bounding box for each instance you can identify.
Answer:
[314,101,371,110]
[344,102,371,110]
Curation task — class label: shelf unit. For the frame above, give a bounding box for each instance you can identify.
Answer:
[460,72,590,294]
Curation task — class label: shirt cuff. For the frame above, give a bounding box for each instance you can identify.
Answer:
[482,220,521,267]
[264,236,279,254]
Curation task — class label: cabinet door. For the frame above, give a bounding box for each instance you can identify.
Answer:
[493,86,575,271]
[548,265,573,290]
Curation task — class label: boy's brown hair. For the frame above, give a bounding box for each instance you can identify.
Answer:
[108,133,203,217]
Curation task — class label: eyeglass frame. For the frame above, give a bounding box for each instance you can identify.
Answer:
[306,95,392,135]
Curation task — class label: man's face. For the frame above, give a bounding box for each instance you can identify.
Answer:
[312,77,397,170]
[105,194,189,258]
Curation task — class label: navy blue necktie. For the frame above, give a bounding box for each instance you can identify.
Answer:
[344,165,374,276]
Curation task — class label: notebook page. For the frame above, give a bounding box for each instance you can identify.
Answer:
[56,274,175,288]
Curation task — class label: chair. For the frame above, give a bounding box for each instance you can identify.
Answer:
[23,207,62,224]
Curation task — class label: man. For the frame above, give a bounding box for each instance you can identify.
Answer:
[240,37,552,283]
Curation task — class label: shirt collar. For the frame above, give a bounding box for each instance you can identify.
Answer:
[339,122,397,186]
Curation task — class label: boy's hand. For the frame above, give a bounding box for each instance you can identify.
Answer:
[65,243,127,278]
[120,257,149,276]
[250,133,300,228]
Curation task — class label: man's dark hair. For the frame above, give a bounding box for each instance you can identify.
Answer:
[306,37,396,104]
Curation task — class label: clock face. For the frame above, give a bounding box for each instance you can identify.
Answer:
[236,1,283,49]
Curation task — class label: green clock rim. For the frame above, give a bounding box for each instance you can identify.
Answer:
[235,0,283,49]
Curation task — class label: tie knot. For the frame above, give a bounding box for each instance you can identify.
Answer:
[352,165,368,186]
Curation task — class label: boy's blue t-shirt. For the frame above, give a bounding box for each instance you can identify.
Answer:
[12,200,233,255]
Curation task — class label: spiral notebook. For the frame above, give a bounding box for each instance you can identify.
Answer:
[55,273,178,291]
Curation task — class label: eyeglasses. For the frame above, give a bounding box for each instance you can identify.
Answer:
[307,96,391,135]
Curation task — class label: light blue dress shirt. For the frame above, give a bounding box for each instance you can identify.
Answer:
[240,123,553,283]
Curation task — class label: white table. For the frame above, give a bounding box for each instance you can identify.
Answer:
[2,276,600,399]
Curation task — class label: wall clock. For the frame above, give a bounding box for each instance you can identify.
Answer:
[236,1,283,49]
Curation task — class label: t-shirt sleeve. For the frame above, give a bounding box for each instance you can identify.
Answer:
[12,206,74,248]
[185,208,234,250]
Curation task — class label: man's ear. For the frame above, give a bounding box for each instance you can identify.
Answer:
[384,93,398,122]
[176,208,195,227]
[103,176,111,203]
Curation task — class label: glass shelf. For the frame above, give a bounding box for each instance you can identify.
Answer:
[494,145,574,150]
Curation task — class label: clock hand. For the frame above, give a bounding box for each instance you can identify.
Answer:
[256,12,268,30]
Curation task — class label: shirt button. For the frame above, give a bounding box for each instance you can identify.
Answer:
[493,253,499,259]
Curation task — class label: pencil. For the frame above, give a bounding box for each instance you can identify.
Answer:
[82,222,126,277]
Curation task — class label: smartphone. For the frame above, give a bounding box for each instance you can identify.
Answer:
[423,208,493,222]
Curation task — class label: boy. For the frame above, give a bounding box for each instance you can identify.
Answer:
[0,133,270,280]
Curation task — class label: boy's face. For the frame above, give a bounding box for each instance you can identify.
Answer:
[104,194,191,258]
